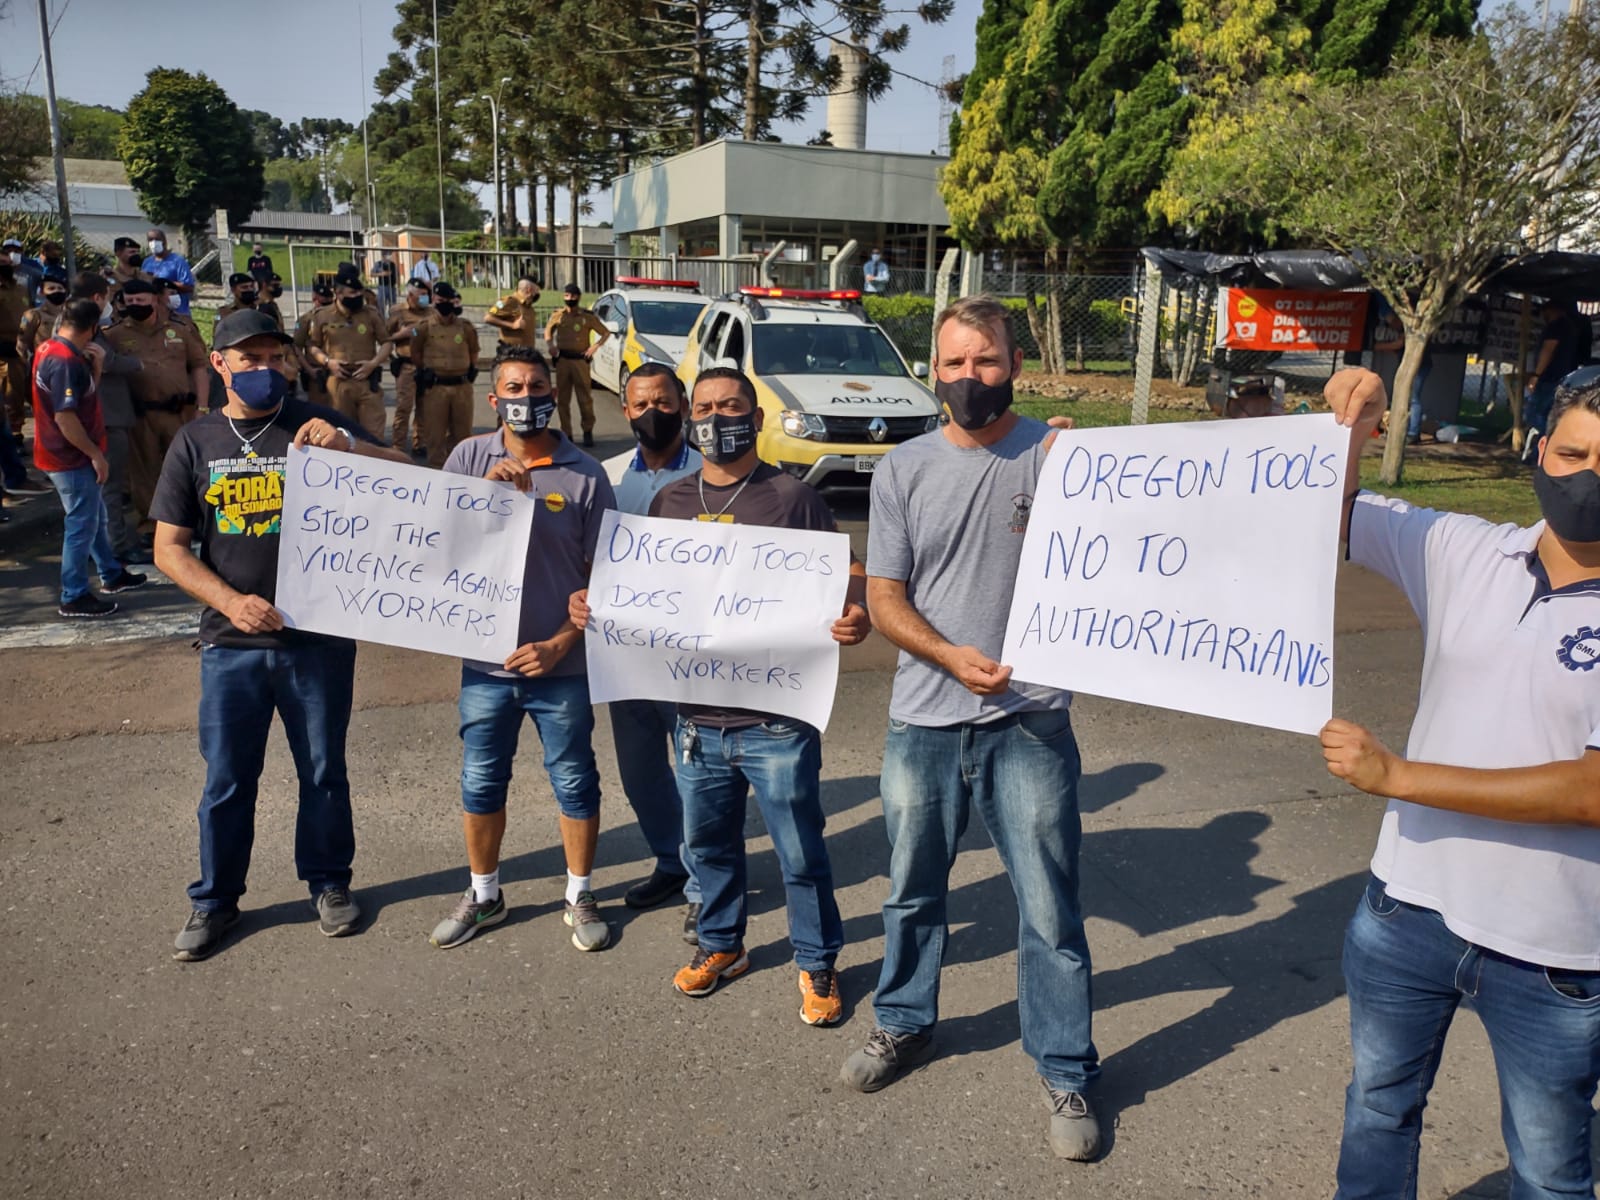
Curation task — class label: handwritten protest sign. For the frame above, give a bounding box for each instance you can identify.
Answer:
[1223,288,1369,352]
[1001,414,1345,735]
[275,446,534,660]
[584,511,850,731]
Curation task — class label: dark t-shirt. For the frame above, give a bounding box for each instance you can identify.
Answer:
[31,337,105,472]
[649,462,839,728]
[1542,316,1583,382]
[148,396,375,649]
[246,254,273,282]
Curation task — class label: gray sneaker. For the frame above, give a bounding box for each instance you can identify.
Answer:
[313,886,362,936]
[430,889,508,948]
[563,890,611,951]
[1041,1079,1102,1161]
[840,1026,936,1093]
[172,906,241,961]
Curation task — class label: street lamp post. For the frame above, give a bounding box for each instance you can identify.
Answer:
[483,77,512,284]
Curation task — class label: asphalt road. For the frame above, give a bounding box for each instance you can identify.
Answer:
[0,379,1579,1198]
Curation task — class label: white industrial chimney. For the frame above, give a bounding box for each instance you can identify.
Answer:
[825,39,868,150]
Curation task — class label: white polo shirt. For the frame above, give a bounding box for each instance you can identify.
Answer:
[1351,491,1600,968]
[603,440,703,516]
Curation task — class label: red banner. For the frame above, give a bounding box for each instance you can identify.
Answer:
[1223,289,1369,352]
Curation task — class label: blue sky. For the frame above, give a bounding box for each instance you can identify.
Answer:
[0,0,983,225]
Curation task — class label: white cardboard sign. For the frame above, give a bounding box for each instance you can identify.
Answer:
[275,445,535,660]
[1001,414,1346,735]
[583,511,850,731]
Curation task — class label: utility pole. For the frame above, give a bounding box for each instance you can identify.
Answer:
[432,0,447,255]
[37,0,75,277]
[358,2,376,234]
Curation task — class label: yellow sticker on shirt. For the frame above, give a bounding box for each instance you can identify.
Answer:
[543,492,566,513]
[696,513,735,523]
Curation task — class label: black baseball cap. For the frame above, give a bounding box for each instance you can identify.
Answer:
[228,272,253,288]
[121,279,156,297]
[312,282,334,299]
[113,236,140,251]
[433,281,459,301]
[213,309,293,349]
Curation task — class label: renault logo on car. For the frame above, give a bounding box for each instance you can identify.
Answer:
[868,417,888,443]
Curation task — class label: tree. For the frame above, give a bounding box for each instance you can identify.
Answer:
[0,90,49,199]
[59,100,124,159]
[118,68,265,236]
[263,158,331,213]
[1166,8,1600,483]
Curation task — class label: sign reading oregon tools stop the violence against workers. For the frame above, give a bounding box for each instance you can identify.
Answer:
[1001,414,1346,736]
[583,510,851,731]
[1223,288,1370,352]
[274,445,536,661]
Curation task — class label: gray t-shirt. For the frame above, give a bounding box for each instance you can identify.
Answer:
[867,416,1071,726]
[443,430,616,678]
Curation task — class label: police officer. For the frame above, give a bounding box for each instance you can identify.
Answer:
[306,267,391,441]
[485,275,541,351]
[113,278,209,521]
[386,277,433,457]
[109,236,151,300]
[413,281,479,468]
[259,275,288,331]
[542,282,609,447]
[17,268,69,372]
[294,282,336,406]
[0,249,31,447]
[212,273,263,344]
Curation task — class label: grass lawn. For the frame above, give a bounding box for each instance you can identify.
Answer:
[1017,392,1539,528]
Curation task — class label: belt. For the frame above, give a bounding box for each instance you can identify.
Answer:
[432,373,469,385]
[555,350,589,361]
[145,396,189,413]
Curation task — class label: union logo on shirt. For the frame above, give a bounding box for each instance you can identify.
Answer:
[1558,626,1600,672]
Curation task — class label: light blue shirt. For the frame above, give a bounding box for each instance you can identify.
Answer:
[603,439,703,515]
[142,252,196,315]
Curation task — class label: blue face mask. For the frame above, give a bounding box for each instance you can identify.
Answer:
[228,365,290,410]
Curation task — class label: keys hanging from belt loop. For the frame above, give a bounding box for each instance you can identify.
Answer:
[681,720,698,765]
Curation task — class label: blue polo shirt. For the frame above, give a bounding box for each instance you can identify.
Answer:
[602,439,702,516]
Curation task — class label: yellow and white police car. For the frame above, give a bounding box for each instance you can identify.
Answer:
[589,277,708,395]
[676,286,938,487]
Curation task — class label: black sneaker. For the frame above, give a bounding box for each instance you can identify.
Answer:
[682,901,702,946]
[101,569,149,595]
[625,868,689,910]
[173,906,242,961]
[58,593,119,619]
[313,885,362,937]
[840,1027,937,1093]
[582,431,595,448]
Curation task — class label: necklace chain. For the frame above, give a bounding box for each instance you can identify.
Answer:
[225,399,284,458]
[698,465,757,517]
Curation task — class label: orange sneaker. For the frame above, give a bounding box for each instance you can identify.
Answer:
[799,967,843,1026]
[673,946,750,997]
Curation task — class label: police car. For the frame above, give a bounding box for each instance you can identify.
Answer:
[676,287,938,487]
[589,277,708,395]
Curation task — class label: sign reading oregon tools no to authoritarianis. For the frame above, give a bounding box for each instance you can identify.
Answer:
[1002,415,1346,735]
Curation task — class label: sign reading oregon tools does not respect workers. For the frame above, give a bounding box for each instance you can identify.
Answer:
[274,446,536,661]
[1001,414,1346,736]
[583,511,850,731]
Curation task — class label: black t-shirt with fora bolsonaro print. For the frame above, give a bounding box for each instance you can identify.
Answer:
[149,396,376,649]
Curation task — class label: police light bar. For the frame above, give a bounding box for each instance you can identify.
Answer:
[616,276,701,291]
[738,286,863,302]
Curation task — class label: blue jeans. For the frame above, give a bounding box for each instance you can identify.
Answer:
[47,465,121,603]
[458,669,600,819]
[611,698,700,902]
[190,639,357,910]
[676,718,842,971]
[1525,379,1559,438]
[1337,875,1600,1199]
[1405,361,1434,438]
[874,710,1098,1092]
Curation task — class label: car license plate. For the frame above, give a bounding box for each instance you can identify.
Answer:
[854,455,878,473]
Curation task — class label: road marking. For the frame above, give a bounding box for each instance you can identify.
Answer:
[0,609,199,649]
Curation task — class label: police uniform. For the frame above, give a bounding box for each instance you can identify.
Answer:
[387,294,433,455]
[293,294,335,405]
[413,293,479,469]
[0,271,29,439]
[543,297,609,437]
[18,294,66,372]
[308,295,389,441]
[488,291,540,349]
[114,289,208,518]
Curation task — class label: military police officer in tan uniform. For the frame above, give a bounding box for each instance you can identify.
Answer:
[386,277,433,456]
[259,275,288,331]
[212,273,265,344]
[114,278,209,519]
[17,270,68,371]
[293,282,336,405]
[306,266,391,441]
[542,282,609,447]
[0,252,31,446]
[485,275,541,350]
[413,281,479,468]
[109,236,151,300]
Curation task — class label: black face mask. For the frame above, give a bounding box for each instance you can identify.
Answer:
[125,303,155,321]
[1534,461,1600,544]
[339,295,364,312]
[42,291,66,306]
[435,302,459,317]
[935,376,1014,431]
[689,412,757,464]
[630,406,683,452]
[564,297,579,308]
[239,290,258,306]
[268,285,283,298]
[498,394,556,436]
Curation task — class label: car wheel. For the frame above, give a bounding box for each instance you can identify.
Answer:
[618,363,631,397]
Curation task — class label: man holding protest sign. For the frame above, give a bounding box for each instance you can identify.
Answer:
[151,310,410,962]
[1318,363,1600,1200]
[839,296,1101,1162]
[599,363,706,933]
[431,345,619,953]
[575,366,870,1025]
